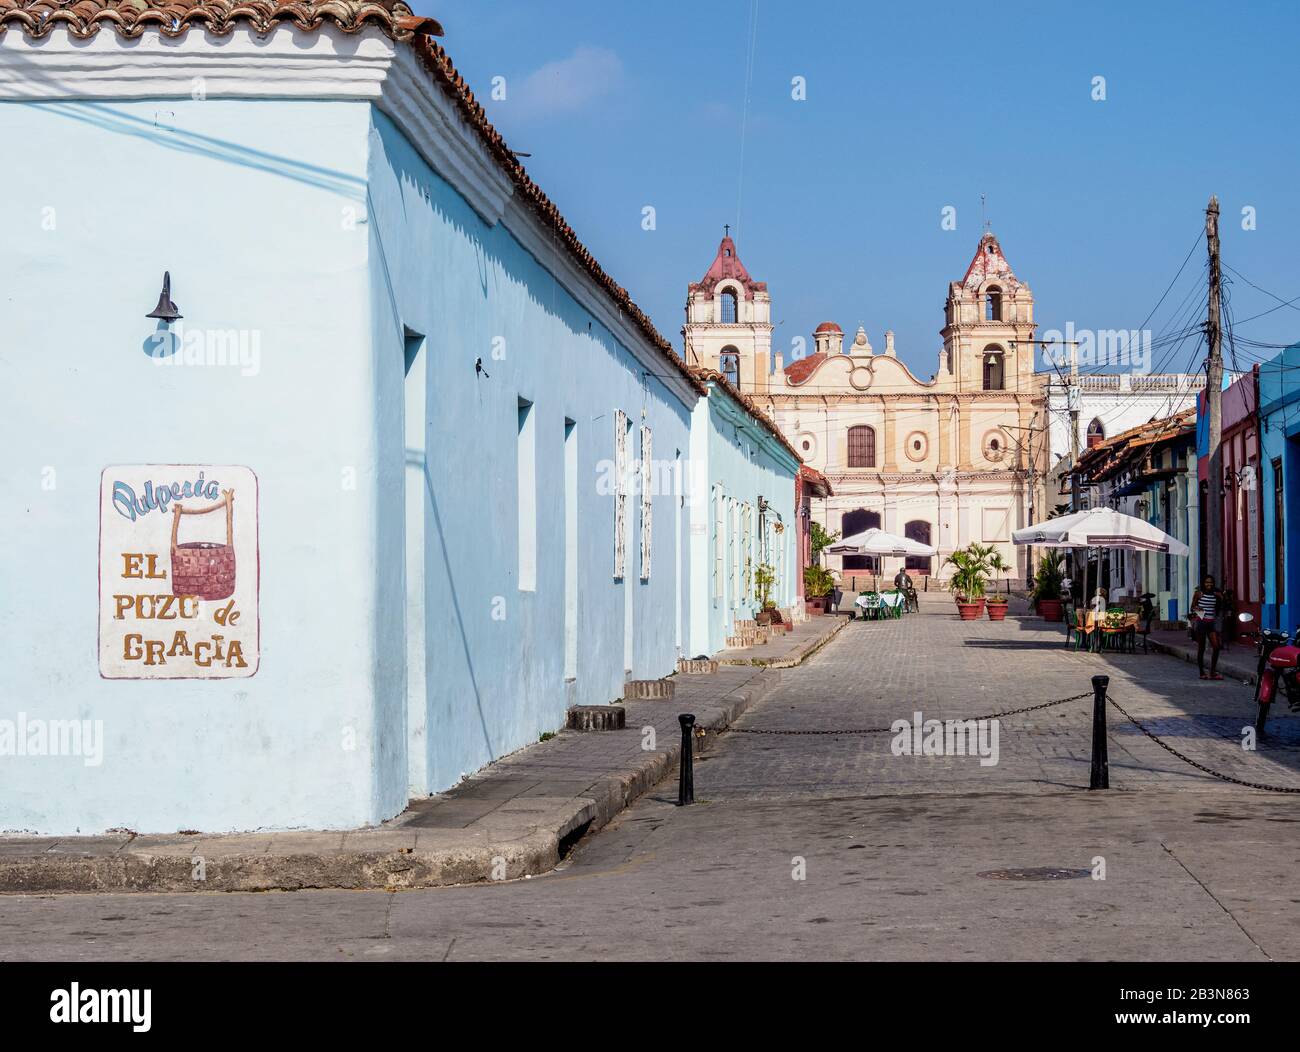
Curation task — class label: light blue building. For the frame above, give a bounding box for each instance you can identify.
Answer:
[0,5,703,834]
[687,371,801,656]
[1260,343,1300,633]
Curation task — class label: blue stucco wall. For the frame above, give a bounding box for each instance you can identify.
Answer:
[0,97,696,834]
[688,382,799,656]
[364,111,694,796]
[0,99,393,834]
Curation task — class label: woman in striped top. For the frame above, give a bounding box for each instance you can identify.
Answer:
[1190,575,1223,680]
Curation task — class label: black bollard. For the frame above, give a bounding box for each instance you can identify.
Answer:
[1089,675,1110,790]
[677,713,696,806]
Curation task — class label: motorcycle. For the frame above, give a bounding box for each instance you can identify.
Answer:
[1247,612,1300,735]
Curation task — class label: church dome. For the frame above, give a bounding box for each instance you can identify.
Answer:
[814,321,842,334]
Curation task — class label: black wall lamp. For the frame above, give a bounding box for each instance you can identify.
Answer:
[146,271,182,322]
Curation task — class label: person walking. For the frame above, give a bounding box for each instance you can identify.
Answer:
[1190,575,1224,680]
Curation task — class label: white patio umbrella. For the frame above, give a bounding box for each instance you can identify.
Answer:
[829,527,937,558]
[1012,507,1188,602]
[1012,507,1189,555]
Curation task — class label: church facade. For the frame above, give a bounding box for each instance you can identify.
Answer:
[684,232,1046,582]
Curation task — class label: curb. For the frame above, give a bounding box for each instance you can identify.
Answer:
[0,633,831,895]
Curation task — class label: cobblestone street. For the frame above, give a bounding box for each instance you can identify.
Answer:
[5,597,1299,962]
[709,594,1300,798]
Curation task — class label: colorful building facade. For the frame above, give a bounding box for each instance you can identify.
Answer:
[1073,411,1199,621]
[1196,367,1264,624]
[1260,344,1300,633]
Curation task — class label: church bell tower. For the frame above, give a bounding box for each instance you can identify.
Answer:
[684,231,773,393]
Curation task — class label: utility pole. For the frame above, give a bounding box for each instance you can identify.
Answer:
[1205,196,1224,587]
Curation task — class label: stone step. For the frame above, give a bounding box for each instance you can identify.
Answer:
[566,705,626,732]
[622,678,675,700]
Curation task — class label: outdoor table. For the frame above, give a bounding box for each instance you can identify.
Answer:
[855,591,905,619]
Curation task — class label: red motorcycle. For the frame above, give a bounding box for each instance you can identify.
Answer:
[1253,614,1300,736]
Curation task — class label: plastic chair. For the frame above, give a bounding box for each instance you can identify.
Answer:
[1097,612,1137,653]
[1067,609,1092,651]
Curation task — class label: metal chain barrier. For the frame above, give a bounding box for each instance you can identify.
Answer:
[728,688,1300,794]
[1106,695,1300,794]
[728,691,1095,736]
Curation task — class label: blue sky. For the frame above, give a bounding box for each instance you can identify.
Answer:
[415,0,1300,380]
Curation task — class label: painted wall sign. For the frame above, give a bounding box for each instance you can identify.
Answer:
[99,465,259,679]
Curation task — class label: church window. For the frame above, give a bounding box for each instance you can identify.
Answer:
[984,286,1003,321]
[720,347,740,387]
[982,349,1005,391]
[721,289,738,324]
[847,425,876,468]
[1087,418,1105,448]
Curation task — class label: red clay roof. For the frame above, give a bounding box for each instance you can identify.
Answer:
[783,352,827,385]
[0,0,441,38]
[2,2,707,398]
[814,321,841,334]
[1074,408,1196,484]
[798,464,832,497]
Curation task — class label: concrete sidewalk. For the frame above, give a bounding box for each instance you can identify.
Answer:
[1145,626,1259,683]
[0,617,845,896]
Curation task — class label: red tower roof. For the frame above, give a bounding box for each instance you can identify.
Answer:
[814,321,842,334]
[961,231,1020,290]
[689,235,767,299]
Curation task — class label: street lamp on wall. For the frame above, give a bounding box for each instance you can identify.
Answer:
[145,271,182,322]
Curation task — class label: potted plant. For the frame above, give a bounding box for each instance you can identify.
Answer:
[754,563,777,626]
[943,544,989,621]
[984,550,1012,620]
[803,565,835,615]
[1031,552,1065,622]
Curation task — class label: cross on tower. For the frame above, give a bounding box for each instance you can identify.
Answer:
[724,223,731,238]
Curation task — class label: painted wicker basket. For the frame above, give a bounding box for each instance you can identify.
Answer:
[171,489,236,600]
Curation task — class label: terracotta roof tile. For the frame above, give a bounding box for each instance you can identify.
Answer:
[0,0,440,39]
[798,464,832,497]
[1,2,705,397]
[783,351,827,385]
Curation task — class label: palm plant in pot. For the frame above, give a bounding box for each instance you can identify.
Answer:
[943,543,992,621]
[984,548,1013,620]
[1031,552,1065,622]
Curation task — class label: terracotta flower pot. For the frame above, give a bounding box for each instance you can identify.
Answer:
[956,601,983,621]
[986,602,1008,621]
[805,598,825,616]
[1037,598,1064,622]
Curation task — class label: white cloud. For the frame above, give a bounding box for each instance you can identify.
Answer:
[511,46,624,119]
